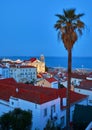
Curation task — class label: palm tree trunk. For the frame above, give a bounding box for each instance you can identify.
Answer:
[66,49,72,130]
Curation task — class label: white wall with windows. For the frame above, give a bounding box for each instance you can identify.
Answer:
[9,66,37,83]
[0,67,10,78]
[74,88,92,106]
[0,93,88,130]
[9,96,60,130]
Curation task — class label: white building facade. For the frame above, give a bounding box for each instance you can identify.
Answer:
[0,78,88,130]
[9,65,37,83]
[0,65,10,78]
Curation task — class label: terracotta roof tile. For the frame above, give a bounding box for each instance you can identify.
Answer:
[58,88,87,106]
[10,65,36,68]
[0,79,87,105]
[75,80,92,91]
[30,58,37,62]
[71,72,87,79]
[45,77,57,83]
[0,78,17,84]
[20,65,36,68]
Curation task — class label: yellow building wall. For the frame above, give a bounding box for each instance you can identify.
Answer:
[28,60,45,73]
[36,79,51,88]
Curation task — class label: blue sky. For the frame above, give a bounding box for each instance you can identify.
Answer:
[0,0,92,57]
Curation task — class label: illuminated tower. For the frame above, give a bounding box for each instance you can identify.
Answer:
[40,54,45,62]
[38,54,45,73]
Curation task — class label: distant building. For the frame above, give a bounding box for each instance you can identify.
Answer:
[74,78,92,106]
[9,65,37,83]
[0,78,88,130]
[60,72,87,90]
[40,54,45,62]
[22,56,45,73]
[1,55,45,74]
[36,77,58,89]
[0,64,10,78]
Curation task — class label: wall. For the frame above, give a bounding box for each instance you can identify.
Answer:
[36,79,51,88]
[0,99,14,116]
[74,88,92,106]
[51,81,58,89]
[0,94,88,130]
[9,96,60,130]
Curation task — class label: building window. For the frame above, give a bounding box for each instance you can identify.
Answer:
[89,100,92,103]
[44,108,47,117]
[51,104,56,120]
[35,104,37,109]
[11,102,14,105]
[51,104,56,113]
[72,110,74,120]
[61,116,64,126]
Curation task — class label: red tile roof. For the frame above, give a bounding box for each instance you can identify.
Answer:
[87,72,92,78]
[20,65,36,68]
[75,79,92,91]
[58,88,87,109]
[14,87,58,104]
[0,78,17,84]
[45,77,57,83]
[37,74,42,78]
[0,78,87,105]
[71,72,87,79]
[30,58,37,62]
[10,65,36,68]
[0,83,16,101]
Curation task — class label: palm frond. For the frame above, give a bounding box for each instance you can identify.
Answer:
[54,8,85,50]
[57,31,61,41]
[76,13,84,19]
[63,9,76,21]
[77,20,85,28]
[55,14,67,21]
[78,28,83,35]
[54,23,61,30]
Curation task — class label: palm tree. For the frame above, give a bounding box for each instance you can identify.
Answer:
[54,9,84,130]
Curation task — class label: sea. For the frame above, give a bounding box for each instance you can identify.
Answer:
[0,56,92,70]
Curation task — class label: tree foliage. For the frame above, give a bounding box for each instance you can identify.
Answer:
[44,119,60,130]
[73,104,92,130]
[54,8,85,51]
[0,108,32,130]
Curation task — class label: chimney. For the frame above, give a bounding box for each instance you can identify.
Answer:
[16,88,19,93]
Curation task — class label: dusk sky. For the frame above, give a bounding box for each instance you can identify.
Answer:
[0,0,92,57]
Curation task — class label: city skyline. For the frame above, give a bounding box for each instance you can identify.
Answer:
[0,0,92,57]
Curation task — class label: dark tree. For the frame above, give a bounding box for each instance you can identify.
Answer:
[0,108,32,130]
[73,104,92,130]
[0,112,12,130]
